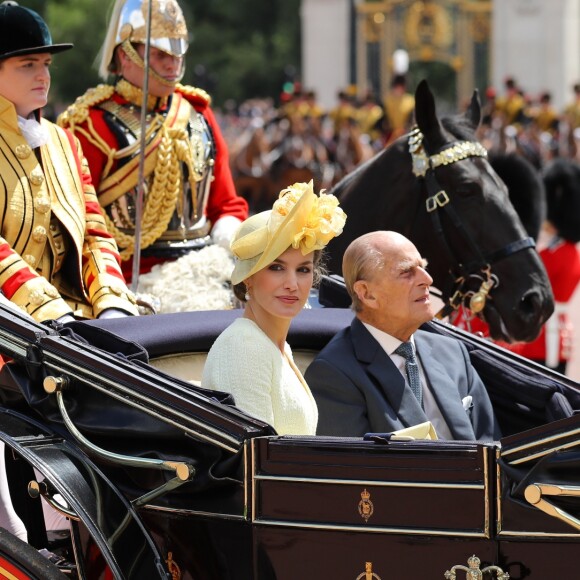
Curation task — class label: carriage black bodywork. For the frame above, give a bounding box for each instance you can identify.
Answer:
[0,296,579,579]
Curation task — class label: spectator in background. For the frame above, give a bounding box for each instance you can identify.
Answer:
[563,83,580,132]
[563,83,580,159]
[495,76,527,126]
[357,91,386,151]
[533,92,560,135]
[328,89,357,135]
[382,74,415,144]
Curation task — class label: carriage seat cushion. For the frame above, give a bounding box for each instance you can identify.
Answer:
[88,307,354,387]
[150,349,319,386]
[88,308,353,359]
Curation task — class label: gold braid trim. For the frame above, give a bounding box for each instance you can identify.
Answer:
[176,83,211,106]
[57,84,116,128]
[106,123,200,260]
[174,127,199,221]
[115,78,169,111]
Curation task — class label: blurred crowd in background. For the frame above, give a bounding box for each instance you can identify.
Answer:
[216,74,580,214]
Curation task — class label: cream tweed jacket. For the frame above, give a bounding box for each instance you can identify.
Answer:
[201,318,318,435]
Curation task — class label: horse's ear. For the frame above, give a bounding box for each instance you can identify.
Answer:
[414,79,444,149]
[465,89,482,129]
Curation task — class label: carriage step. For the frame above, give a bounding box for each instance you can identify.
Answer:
[38,547,77,576]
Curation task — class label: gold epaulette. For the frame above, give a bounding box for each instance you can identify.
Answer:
[175,84,212,107]
[57,84,116,127]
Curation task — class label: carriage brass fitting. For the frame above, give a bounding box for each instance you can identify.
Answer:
[27,479,47,499]
[524,482,580,532]
[43,375,68,394]
[165,461,195,482]
[28,479,78,519]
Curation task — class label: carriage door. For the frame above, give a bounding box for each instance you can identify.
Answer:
[498,413,580,578]
[249,436,498,579]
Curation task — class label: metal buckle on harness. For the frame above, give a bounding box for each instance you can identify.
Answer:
[449,288,465,310]
[426,190,450,212]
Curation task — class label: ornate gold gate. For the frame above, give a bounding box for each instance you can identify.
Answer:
[355,0,492,109]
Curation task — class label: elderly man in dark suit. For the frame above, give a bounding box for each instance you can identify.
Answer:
[306,231,500,440]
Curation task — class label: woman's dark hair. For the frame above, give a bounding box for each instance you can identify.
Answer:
[233,249,326,303]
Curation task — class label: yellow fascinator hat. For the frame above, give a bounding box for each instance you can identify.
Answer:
[230,181,347,286]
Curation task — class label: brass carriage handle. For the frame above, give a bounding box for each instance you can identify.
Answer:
[28,479,79,521]
[524,483,580,531]
[43,376,195,484]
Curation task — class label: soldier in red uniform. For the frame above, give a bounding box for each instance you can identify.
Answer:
[452,156,580,375]
[507,162,580,374]
[58,0,248,281]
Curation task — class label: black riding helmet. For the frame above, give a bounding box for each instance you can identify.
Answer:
[0,1,72,59]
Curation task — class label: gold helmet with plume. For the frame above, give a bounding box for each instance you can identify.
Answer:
[98,0,188,82]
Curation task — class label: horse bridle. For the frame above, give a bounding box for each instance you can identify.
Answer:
[408,127,535,318]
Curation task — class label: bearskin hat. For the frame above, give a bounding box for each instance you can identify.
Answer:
[542,158,580,243]
[489,152,546,242]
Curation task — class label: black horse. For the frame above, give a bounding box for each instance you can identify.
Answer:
[326,80,554,343]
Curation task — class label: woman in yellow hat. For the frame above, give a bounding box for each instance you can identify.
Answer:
[202,181,346,435]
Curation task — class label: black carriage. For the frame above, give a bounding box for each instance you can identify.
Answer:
[0,287,579,579]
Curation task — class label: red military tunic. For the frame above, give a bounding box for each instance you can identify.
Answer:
[508,239,580,366]
[58,82,248,278]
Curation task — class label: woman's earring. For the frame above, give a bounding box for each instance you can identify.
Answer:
[244,291,250,301]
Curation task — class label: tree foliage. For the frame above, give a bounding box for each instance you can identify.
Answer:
[42,0,301,110]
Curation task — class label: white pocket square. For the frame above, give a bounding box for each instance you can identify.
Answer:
[462,395,473,411]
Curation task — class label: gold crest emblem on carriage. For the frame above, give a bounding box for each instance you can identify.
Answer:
[444,555,509,579]
[358,488,374,522]
[356,561,382,580]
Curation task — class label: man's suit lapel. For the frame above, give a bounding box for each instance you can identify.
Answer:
[415,332,476,440]
[351,319,426,430]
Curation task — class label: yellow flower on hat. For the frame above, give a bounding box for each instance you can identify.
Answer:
[270,182,309,230]
[271,181,346,254]
[230,180,346,285]
[294,191,346,251]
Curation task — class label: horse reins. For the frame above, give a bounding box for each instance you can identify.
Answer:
[408,127,535,318]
